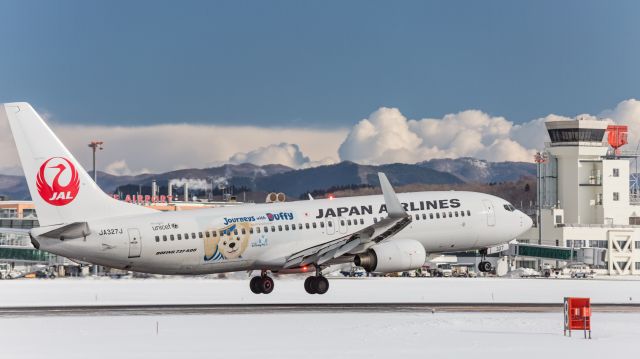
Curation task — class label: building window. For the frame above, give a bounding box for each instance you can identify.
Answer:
[555,215,562,224]
[636,262,640,270]
[635,241,640,249]
[617,240,628,249]
[630,217,640,225]
[613,192,620,201]
[613,168,619,177]
[617,261,628,270]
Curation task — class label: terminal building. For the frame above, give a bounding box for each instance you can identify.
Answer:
[517,118,640,275]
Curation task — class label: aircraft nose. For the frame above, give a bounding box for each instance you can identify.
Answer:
[521,211,533,229]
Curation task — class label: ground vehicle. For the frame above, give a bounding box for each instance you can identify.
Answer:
[433,263,453,277]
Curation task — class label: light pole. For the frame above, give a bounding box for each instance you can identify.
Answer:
[88,141,104,183]
[88,141,103,277]
[534,151,548,270]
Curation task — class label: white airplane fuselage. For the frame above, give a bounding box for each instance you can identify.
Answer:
[34,191,531,275]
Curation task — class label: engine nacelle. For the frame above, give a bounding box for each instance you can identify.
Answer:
[354,239,426,273]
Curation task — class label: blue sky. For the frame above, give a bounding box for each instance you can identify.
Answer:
[1,0,639,127]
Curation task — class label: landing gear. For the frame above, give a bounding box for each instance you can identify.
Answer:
[478,249,492,273]
[478,261,492,273]
[250,271,274,294]
[304,275,329,295]
[304,267,330,295]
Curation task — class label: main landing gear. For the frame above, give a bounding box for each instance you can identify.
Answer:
[478,249,493,273]
[250,270,274,294]
[304,268,329,295]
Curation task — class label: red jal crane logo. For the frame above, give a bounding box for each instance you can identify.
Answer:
[36,157,80,206]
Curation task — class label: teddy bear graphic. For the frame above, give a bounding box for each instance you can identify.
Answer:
[204,222,251,261]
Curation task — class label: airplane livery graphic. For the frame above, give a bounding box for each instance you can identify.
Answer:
[36,157,80,206]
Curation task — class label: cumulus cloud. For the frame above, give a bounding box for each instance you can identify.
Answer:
[338,104,628,164]
[338,107,538,163]
[0,119,347,174]
[3,99,640,175]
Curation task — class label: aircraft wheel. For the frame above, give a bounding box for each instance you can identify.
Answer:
[315,276,329,295]
[250,276,263,294]
[304,276,317,294]
[261,276,274,294]
[479,261,492,273]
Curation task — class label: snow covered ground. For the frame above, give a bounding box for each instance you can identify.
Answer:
[1,276,640,306]
[0,311,635,359]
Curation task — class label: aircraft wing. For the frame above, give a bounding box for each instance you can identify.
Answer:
[283,173,412,269]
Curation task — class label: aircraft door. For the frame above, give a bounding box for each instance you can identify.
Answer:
[127,228,142,258]
[482,200,496,227]
[337,217,348,234]
[325,218,335,235]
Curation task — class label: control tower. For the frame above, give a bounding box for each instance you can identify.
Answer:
[542,119,629,225]
[518,118,640,275]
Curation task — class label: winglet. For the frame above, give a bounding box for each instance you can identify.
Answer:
[378,172,406,218]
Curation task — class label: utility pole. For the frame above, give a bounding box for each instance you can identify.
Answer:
[88,141,104,184]
[88,140,103,277]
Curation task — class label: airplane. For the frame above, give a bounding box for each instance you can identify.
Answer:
[0,102,533,294]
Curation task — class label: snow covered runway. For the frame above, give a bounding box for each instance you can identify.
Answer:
[0,311,636,359]
[1,277,639,358]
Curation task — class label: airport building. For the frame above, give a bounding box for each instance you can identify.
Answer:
[517,118,640,275]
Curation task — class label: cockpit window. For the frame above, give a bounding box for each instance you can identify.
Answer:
[503,204,516,212]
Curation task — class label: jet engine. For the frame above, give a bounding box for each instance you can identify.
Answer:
[353,239,426,273]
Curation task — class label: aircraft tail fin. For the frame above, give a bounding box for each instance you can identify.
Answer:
[1,102,155,226]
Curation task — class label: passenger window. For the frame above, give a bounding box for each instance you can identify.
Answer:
[291,225,295,231]
[348,219,352,225]
[233,230,238,235]
[205,231,210,238]
[298,223,303,230]
[199,232,203,238]
[241,228,246,234]
[271,226,276,232]
[373,217,378,223]
[250,227,254,234]
[285,224,289,231]
[264,226,269,233]
[184,233,188,239]
[170,234,175,241]
[162,235,167,241]
[312,223,317,229]
[328,221,333,227]
[461,211,465,217]
[455,212,459,217]
[442,212,446,218]
[415,214,420,220]
[256,227,261,234]
[449,212,452,218]
[320,222,325,228]
[212,230,217,237]
[422,213,426,220]
[467,210,471,216]
[177,234,182,240]
[436,213,440,219]
[306,223,310,229]
[430,213,434,219]
[155,235,159,242]
[360,218,364,225]
[278,225,283,231]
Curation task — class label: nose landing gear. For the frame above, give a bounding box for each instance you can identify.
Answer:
[250,270,274,294]
[477,249,493,273]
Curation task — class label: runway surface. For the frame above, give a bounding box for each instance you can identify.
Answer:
[1,302,639,317]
